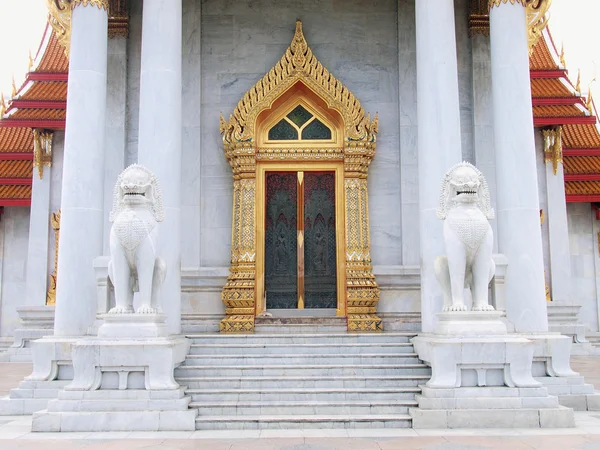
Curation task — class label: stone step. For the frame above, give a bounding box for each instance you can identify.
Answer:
[191,400,417,416]
[176,374,430,389]
[183,353,420,366]
[188,342,415,355]
[185,387,421,403]
[184,332,416,345]
[194,414,412,430]
[175,363,430,378]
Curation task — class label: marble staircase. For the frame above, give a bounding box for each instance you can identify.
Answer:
[174,331,431,430]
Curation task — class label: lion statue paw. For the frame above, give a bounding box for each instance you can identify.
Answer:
[137,305,161,314]
[108,306,134,314]
[472,304,495,312]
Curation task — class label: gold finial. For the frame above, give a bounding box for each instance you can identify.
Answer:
[576,69,581,94]
[587,88,594,115]
[11,75,17,98]
[0,93,5,117]
[28,49,34,72]
[559,42,566,69]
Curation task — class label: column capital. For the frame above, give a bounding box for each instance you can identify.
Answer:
[488,0,527,9]
[69,0,109,10]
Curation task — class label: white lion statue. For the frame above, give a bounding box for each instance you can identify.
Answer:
[108,164,166,314]
[435,162,495,312]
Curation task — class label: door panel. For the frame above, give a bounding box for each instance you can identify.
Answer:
[304,172,337,308]
[265,172,298,309]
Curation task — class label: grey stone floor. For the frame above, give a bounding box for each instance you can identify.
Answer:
[0,358,599,449]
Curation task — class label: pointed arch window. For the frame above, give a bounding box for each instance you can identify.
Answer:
[268,105,332,141]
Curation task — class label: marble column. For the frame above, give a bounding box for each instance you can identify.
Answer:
[24,160,51,307]
[415,0,463,332]
[137,0,183,334]
[53,2,108,337]
[489,0,548,332]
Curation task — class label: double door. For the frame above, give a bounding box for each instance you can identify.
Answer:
[264,171,337,310]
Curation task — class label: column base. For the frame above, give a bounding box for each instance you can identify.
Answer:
[435,311,507,335]
[31,333,193,431]
[0,306,54,362]
[0,336,76,416]
[347,314,383,332]
[33,388,197,432]
[220,315,255,333]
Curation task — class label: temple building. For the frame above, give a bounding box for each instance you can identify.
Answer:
[0,0,598,431]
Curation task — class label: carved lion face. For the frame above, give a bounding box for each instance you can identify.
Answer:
[449,165,480,204]
[436,162,494,220]
[120,166,153,207]
[110,164,164,223]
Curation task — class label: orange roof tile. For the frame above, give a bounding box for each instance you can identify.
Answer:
[20,82,67,102]
[35,32,69,73]
[530,35,560,71]
[565,181,600,196]
[533,105,585,118]
[531,78,573,98]
[0,160,33,178]
[0,185,31,199]
[10,108,66,121]
[564,156,600,175]
[563,124,600,149]
[0,128,33,152]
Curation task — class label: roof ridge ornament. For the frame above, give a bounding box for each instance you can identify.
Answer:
[220,20,377,146]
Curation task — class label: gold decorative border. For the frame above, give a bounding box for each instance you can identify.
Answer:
[220,21,378,147]
[46,209,61,306]
[33,130,53,180]
[543,126,563,175]
[220,21,381,333]
[70,0,109,10]
[488,0,527,9]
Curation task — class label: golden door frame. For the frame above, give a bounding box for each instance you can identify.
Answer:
[219,20,382,333]
[256,163,346,316]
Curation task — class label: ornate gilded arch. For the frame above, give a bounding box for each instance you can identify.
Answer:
[219,21,381,333]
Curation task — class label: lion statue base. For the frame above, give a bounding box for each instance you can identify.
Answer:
[435,162,496,313]
[108,164,166,315]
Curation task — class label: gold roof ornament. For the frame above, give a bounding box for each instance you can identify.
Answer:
[526,0,552,56]
[0,94,5,117]
[46,0,113,57]
[46,0,72,57]
[576,69,582,94]
[587,88,594,115]
[220,20,378,147]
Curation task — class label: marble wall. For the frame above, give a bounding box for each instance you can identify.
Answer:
[198,0,402,269]
[567,203,598,332]
[112,0,485,317]
[0,208,30,336]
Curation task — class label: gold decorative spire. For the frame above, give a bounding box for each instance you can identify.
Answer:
[11,75,17,98]
[28,50,34,72]
[587,88,594,115]
[0,94,5,117]
[576,69,581,94]
[220,20,376,145]
[559,42,566,68]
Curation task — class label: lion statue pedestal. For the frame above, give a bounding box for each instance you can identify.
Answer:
[33,165,197,432]
[409,163,574,429]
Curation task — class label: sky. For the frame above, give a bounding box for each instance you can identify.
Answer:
[0,0,598,99]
